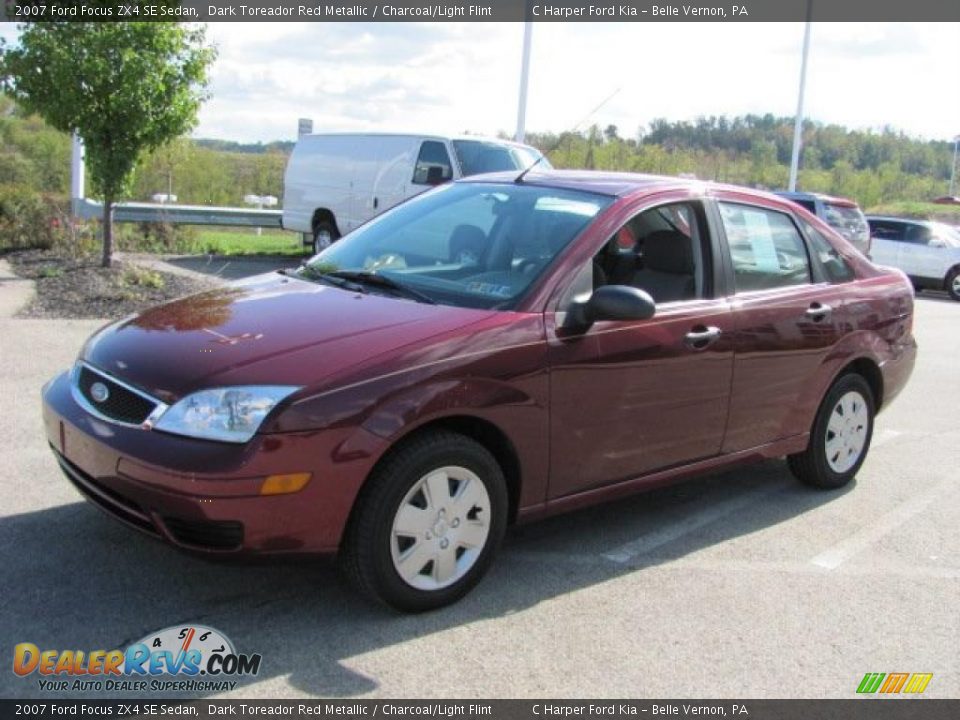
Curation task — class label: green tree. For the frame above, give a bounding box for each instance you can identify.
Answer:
[1,22,215,266]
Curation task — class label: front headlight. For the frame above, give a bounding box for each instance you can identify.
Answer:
[153,386,300,443]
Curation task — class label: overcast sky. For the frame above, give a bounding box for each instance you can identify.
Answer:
[3,22,958,143]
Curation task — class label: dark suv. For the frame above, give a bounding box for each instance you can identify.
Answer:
[776,191,871,257]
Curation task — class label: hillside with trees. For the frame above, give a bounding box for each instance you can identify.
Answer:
[2,97,955,220]
[525,114,955,210]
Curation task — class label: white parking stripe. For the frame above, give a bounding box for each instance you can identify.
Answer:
[602,480,789,563]
[809,478,949,570]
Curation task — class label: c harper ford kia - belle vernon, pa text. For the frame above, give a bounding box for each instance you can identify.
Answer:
[42,170,917,611]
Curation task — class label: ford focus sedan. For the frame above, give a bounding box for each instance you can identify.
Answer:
[42,172,917,611]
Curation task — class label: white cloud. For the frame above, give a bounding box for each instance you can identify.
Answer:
[3,21,957,142]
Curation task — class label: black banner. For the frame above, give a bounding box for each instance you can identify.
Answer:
[1,701,959,720]
[3,0,960,23]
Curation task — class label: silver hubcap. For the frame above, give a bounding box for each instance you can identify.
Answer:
[315,230,332,250]
[390,466,491,591]
[952,274,960,294]
[824,390,869,473]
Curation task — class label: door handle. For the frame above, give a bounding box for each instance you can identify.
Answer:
[805,302,832,321]
[373,197,379,209]
[684,325,722,350]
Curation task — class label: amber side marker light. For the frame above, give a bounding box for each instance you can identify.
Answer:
[260,473,312,495]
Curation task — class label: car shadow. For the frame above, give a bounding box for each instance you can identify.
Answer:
[0,459,850,699]
[914,291,957,305]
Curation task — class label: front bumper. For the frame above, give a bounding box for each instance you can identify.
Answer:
[42,370,364,556]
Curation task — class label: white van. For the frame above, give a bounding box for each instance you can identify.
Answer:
[282,133,549,252]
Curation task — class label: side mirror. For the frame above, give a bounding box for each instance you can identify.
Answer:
[929,238,946,248]
[564,285,656,330]
[426,166,447,186]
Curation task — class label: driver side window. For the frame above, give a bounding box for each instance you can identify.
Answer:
[592,202,707,305]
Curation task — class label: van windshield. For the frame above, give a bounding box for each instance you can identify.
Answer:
[302,182,611,310]
[453,140,552,176]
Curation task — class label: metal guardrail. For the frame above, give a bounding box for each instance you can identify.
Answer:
[72,198,283,229]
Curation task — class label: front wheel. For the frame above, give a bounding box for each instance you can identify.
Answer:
[946,267,960,301]
[311,221,339,254]
[788,373,875,489]
[340,431,508,612]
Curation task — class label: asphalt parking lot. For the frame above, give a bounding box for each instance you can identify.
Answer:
[0,274,957,700]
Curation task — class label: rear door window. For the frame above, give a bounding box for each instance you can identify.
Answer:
[800,220,855,283]
[719,203,812,292]
[868,220,906,242]
[412,141,453,185]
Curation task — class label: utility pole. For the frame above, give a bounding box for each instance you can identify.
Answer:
[515,20,533,142]
[788,2,813,192]
[950,135,959,197]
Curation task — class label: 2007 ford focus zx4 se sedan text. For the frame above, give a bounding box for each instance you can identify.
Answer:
[42,171,917,611]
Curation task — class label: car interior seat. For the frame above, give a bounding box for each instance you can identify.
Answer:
[630,230,696,303]
[449,224,488,267]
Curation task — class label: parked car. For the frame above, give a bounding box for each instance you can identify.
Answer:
[775,191,871,256]
[282,133,549,253]
[43,172,917,611]
[931,196,960,205]
[866,216,960,300]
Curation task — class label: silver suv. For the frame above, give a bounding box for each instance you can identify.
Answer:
[867,216,960,301]
[776,191,871,256]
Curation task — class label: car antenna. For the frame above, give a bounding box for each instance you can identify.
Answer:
[514,86,622,184]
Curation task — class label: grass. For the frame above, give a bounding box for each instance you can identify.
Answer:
[866,201,960,223]
[189,229,308,256]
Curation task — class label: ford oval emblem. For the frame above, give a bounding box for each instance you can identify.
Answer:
[90,381,110,403]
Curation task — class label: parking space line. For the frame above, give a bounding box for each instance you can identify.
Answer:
[601,480,789,563]
[809,478,949,570]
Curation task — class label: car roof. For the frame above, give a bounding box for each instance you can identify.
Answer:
[459,169,787,201]
[775,190,859,207]
[300,132,536,149]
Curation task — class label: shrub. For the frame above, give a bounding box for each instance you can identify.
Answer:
[0,184,70,251]
[121,265,165,289]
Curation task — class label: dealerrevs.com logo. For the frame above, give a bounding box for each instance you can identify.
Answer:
[13,625,261,693]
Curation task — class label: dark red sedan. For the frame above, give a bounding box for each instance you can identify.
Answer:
[42,172,917,611]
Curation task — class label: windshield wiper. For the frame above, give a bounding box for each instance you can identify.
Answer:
[325,270,437,304]
[291,265,366,292]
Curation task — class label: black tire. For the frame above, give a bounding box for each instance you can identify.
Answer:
[340,431,508,612]
[946,267,960,302]
[788,373,875,489]
[311,221,339,254]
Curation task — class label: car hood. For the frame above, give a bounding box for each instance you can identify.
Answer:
[82,272,495,402]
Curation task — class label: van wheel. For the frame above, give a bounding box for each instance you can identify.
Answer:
[312,221,339,254]
[340,431,508,612]
[787,373,874,489]
[946,267,960,301]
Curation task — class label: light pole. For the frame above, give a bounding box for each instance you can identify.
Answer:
[950,135,959,197]
[515,20,533,142]
[788,2,813,192]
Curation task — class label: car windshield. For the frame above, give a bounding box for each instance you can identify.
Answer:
[452,140,552,176]
[303,182,611,309]
[823,203,867,233]
[932,224,960,247]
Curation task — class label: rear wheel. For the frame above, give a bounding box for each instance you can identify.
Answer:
[788,374,875,489]
[946,267,960,301]
[311,221,339,254]
[340,431,508,612]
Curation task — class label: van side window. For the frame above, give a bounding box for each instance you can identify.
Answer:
[719,202,812,292]
[413,141,453,185]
